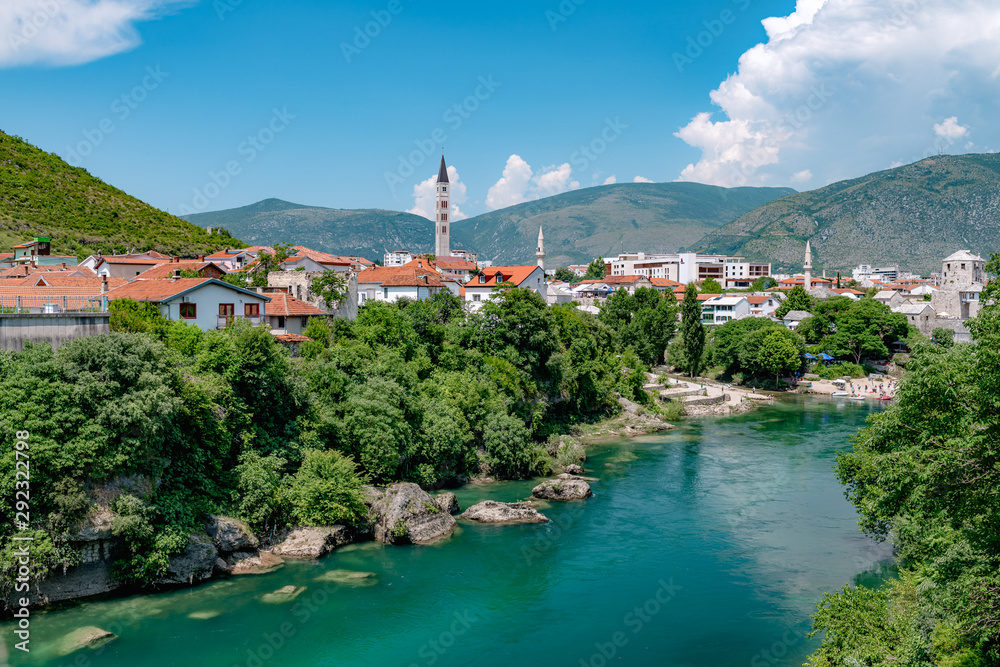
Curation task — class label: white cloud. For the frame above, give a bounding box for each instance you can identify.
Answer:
[675,0,1000,188]
[485,155,581,210]
[790,169,813,183]
[603,175,617,185]
[407,165,468,221]
[0,0,192,68]
[633,175,654,183]
[933,116,969,141]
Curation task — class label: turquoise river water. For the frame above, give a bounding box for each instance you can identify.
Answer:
[3,396,893,667]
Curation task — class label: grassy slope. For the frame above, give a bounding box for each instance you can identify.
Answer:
[698,154,1000,274]
[0,130,243,259]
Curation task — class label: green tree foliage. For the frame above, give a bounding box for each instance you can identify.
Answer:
[827,298,908,364]
[774,285,817,318]
[678,284,706,377]
[932,327,955,347]
[311,270,348,309]
[794,296,854,344]
[553,266,576,282]
[582,257,607,280]
[740,326,803,385]
[700,277,723,294]
[482,412,546,479]
[598,287,677,366]
[809,258,1000,664]
[109,298,169,336]
[286,449,368,526]
[233,450,286,530]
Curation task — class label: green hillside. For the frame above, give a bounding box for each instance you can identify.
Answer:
[698,154,1000,274]
[0,131,242,259]
[451,182,796,266]
[185,183,796,266]
[184,199,433,259]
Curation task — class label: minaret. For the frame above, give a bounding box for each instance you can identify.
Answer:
[804,240,813,292]
[435,154,450,258]
[536,226,546,270]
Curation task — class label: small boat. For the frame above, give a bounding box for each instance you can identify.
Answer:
[847,395,866,401]
[876,395,893,401]
[831,391,850,397]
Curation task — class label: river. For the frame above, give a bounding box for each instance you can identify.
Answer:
[4,396,892,667]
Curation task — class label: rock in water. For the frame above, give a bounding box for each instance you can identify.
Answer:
[272,526,351,559]
[461,500,550,524]
[156,533,217,585]
[205,515,259,552]
[314,569,378,586]
[532,476,593,501]
[564,464,585,475]
[57,627,117,656]
[261,585,306,604]
[367,483,457,544]
[435,492,461,515]
[225,550,284,575]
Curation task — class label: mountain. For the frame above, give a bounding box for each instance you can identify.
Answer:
[183,199,434,259]
[0,131,242,259]
[184,183,796,266]
[451,182,796,266]
[698,154,1000,274]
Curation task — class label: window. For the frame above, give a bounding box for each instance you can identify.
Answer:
[442,186,448,193]
[245,303,259,317]
[219,303,234,317]
[441,214,448,222]
[961,263,966,270]
[440,200,448,208]
[277,316,285,328]
[180,303,196,319]
[473,294,481,302]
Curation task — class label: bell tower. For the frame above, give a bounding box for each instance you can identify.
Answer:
[435,154,450,258]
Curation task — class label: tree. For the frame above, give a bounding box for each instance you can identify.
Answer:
[931,327,955,347]
[709,317,781,376]
[740,327,802,386]
[700,277,723,294]
[827,299,908,364]
[774,285,816,318]
[678,284,706,378]
[553,266,576,282]
[582,258,607,280]
[286,449,368,526]
[109,298,169,337]
[311,270,348,309]
[247,242,294,287]
[750,276,777,291]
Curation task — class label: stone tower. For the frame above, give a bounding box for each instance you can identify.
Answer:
[435,154,450,258]
[804,240,813,292]
[536,226,545,270]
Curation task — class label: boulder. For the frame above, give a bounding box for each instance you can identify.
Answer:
[461,500,549,524]
[564,464,585,475]
[435,492,461,515]
[56,627,117,656]
[272,526,351,559]
[367,482,457,545]
[155,534,217,585]
[260,585,305,604]
[532,476,593,501]
[314,569,378,586]
[617,396,642,415]
[205,515,258,552]
[224,550,284,575]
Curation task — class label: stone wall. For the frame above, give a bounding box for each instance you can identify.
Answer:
[267,270,358,320]
[0,313,110,351]
[9,537,121,608]
[927,318,973,344]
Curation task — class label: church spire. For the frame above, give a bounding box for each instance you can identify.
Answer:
[437,154,449,184]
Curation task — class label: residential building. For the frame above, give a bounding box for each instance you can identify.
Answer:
[384,250,417,267]
[572,275,655,298]
[892,302,936,337]
[281,247,354,273]
[263,292,328,335]
[782,310,812,329]
[93,254,173,280]
[747,294,783,317]
[464,266,546,306]
[106,278,270,331]
[134,258,226,281]
[203,246,274,272]
[11,238,79,267]
[852,264,900,283]
[433,258,478,282]
[873,290,906,308]
[701,295,751,325]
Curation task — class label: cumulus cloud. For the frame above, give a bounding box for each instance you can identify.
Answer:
[674,0,1000,188]
[933,116,969,141]
[0,0,192,68]
[790,169,813,183]
[603,175,617,185]
[407,165,468,221]
[633,175,654,183]
[485,155,581,210]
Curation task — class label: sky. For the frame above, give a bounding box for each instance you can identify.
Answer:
[1,0,998,221]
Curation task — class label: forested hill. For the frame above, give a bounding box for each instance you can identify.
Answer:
[0,131,242,259]
[698,153,1000,274]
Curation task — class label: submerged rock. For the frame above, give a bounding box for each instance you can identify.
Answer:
[260,585,305,604]
[188,609,222,620]
[461,500,549,524]
[223,550,284,575]
[532,476,593,501]
[314,569,378,586]
[564,464,585,475]
[205,515,258,552]
[272,526,351,559]
[435,492,461,515]
[156,534,217,586]
[367,482,457,545]
[57,627,117,656]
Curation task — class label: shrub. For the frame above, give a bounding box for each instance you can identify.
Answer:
[286,450,368,526]
[482,412,548,479]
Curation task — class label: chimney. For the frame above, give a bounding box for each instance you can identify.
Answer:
[172,256,180,263]
[100,275,109,294]
[198,255,204,262]
[61,262,66,269]
[172,268,181,281]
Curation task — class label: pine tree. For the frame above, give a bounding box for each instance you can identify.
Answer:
[679,283,706,378]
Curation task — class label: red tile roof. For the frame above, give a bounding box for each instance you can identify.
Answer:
[135,261,225,280]
[106,278,213,301]
[433,258,478,271]
[98,255,172,265]
[265,293,328,317]
[17,275,127,288]
[649,277,684,288]
[381,268,446,288]
[470,266,541,288]
[286,247,353,267]
[274,333,312,343]
[747,295,777,304]
[358,259,440,285]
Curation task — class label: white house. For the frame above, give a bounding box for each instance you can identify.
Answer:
[746,294,784,317]
[264,292,328,335]
[892,302,936,337]
[782,310,812,330]
[464,266,546,306]
[700,295,751,325]
[107,278,270,331]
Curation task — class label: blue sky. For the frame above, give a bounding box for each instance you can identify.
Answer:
[2,0,998,220]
